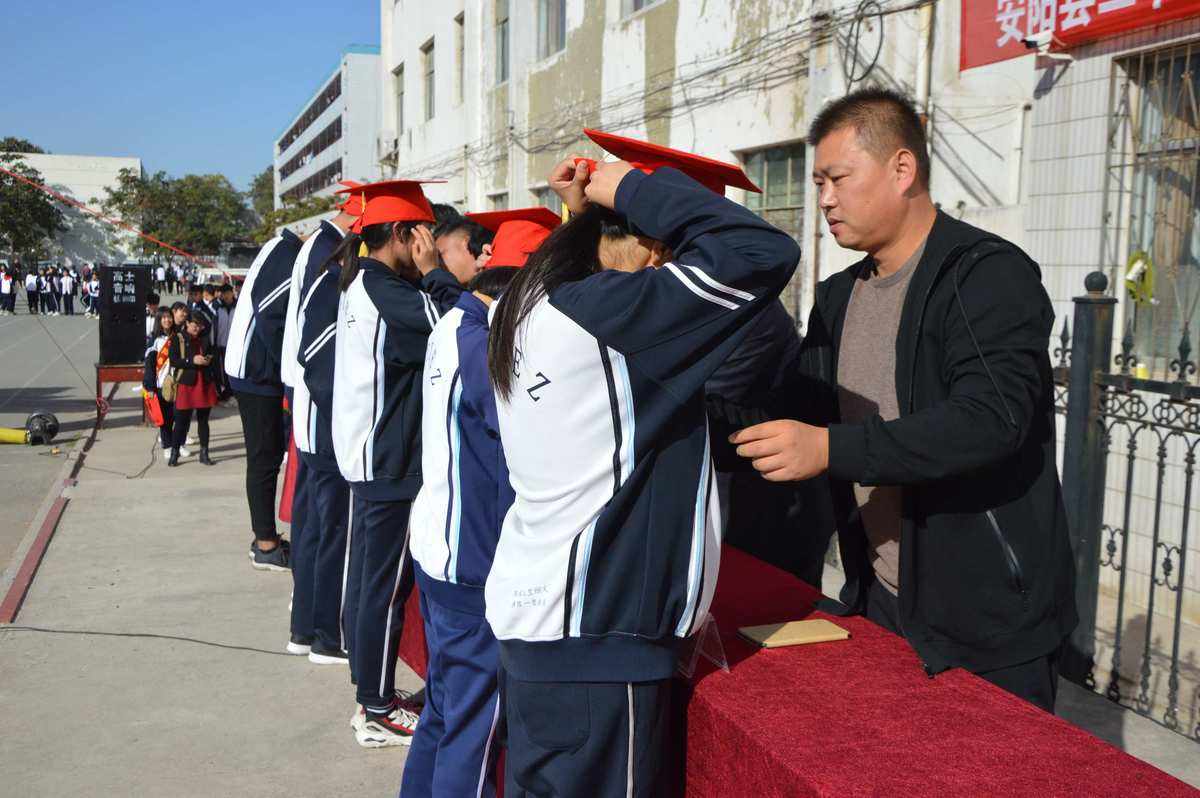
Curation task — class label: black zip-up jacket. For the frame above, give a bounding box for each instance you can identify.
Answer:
[168,333,215,386]
[725,211,1078,675]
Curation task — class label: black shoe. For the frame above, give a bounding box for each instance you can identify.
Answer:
[249,541,289,572]
[307,644,350,665]
[167,448,180,467]
[198,447,214,466]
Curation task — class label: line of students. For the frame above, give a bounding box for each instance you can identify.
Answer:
[217,129,798,797]
[0,265,97,317]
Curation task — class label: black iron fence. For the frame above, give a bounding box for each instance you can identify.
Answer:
[1057,272,1200,741]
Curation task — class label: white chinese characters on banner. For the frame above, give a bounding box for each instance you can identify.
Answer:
[991,0,1165,43]
[996,1,1025,46]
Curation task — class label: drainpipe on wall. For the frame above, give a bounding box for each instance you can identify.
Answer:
[915,2,936,169]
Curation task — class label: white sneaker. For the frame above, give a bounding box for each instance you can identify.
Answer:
[355,704,418,748]
[285,638,311,655]
[187,435,198,446]
[178,446,191,458]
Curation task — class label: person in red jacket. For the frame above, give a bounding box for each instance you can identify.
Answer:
[168,311,219,467]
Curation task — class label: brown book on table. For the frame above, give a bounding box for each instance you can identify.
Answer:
[738,619,851,648]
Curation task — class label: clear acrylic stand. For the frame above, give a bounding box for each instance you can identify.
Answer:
[676,612,730,679]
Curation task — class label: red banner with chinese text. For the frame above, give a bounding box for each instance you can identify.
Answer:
[961,0,1200,71]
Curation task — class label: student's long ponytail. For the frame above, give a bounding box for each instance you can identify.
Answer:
[488,205,632,400]
[324,221,424,291]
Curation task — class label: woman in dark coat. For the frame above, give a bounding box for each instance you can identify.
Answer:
[168,311,218,467]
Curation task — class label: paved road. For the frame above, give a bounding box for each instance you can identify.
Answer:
[0,305,156,571]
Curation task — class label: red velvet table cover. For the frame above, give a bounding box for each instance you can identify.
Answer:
[397,546,1194,797]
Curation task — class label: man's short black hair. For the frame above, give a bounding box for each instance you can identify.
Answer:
[202,283,216,295]
[146,291,160,305]
[807,86,931,188]
[467,266,519,299]
[431,203,462,228]
[435,218,495,258]
[220,283,233,293]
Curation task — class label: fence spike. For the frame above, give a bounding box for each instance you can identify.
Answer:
[1171,324,1195,384]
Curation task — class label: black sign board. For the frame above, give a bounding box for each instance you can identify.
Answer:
[99,264,151,364]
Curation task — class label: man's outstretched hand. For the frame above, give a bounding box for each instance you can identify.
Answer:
[730,420,830,482]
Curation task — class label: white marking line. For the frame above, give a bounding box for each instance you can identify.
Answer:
[0,327,93,414]
[0,327,46,358]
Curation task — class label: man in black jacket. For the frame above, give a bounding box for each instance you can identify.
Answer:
[731,88,1077,711]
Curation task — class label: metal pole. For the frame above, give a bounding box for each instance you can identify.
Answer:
[1060,271,1117,685]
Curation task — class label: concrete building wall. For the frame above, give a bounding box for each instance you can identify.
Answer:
[381,1,1041,321]
[17,153,143,265]
[274,46,381,209]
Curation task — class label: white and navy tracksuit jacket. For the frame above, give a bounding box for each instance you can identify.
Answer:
[331,260,463,501]
[410,292,515,613]
[225,229,303,395]
[485,167,800,683]
[289,221,344,467]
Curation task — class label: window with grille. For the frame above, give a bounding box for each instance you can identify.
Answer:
[623,0,662,15]
[532,187,562,215]
[278,117,342,181]
[742,143,806,238]
[1112,43,1200,376]
[280,158,343,205]
[495,0,510,85]
[422,40,436,121]
[538,0,566,59]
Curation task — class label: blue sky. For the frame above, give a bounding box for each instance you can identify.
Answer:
[0,1,377,191]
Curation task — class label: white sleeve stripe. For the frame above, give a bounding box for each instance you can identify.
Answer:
[257,281,290,312]
[663,264,739,311]
[303,324,336,359]
[420,293,437,329]
[300,271,330,312]
[304,327,336,360]
[677,263,755,302]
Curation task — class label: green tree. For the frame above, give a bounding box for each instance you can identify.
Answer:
[247,166,276,220]
[251,193,337,244]
[0,152,65,264]
[100,170,254,259]
[0,137,46,154]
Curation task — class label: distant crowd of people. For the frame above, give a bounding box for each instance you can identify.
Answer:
[0,262,100,317]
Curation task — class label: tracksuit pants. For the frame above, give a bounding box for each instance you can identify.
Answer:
[502,675,676,798]
[399,570,501,798]
[235,391,285,541]
[343,493,414,712]
[27,291,37,314]
[156,391,175,449]
[290,458,351,653]
[63,294,74,315]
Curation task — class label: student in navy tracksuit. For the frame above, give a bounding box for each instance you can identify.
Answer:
[225,228,304,571]
[281,187,362,661]
[485,132,799,797]
[401,209,558,798]
[329,180,463,748]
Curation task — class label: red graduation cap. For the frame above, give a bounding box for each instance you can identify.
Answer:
[334,179,445,233]
[336,180,366,216]
[574,128,761,195]
[466,207,562,268]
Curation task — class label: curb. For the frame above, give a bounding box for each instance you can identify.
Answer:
[0,384,118,624]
